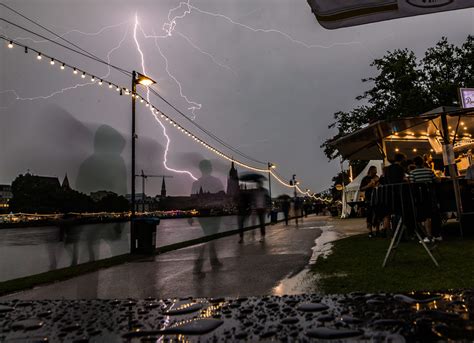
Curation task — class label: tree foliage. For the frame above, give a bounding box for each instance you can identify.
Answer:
[10,173,129,214]
[322,35,474,160]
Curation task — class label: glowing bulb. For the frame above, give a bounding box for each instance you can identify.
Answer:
[91,76,95,82]
[60,63,65,70]
[50,59,55,65]
[98,80,103,85]
[81,72,86,79]
[7,41,13,48]
[395,148,399,152]
[116,86,120,91]
[37,53,42,60]
[413,148,417,152]
[73,68,78,74]
[109,83,113,88]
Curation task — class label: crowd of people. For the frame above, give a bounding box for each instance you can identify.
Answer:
[360,152,474,241]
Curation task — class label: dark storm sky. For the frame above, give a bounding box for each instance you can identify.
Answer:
[0,0,473,196]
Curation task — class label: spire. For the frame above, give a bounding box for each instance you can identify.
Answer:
[161,176,167,198]
[62,173,70,189]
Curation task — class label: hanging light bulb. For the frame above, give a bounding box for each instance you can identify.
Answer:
[7,41,13,48]
[109,83,113,89]
[98,80,103,85]
[50,59,55,65]
[24,46,28,53]
[116,86,120,92]
[60,63,65,70]
[36,53,42,60]
[73,68,78,75]
[91,76,95,82]
[81,72,86,79]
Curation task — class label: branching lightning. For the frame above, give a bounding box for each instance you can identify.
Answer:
[172,1,362,50]
[134,14,197,180]
[11,20,130,44]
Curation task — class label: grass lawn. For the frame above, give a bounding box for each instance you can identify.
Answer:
[311,233,474,294]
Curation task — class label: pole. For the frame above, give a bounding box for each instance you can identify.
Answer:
[267,163,272,201]
[142,170,146,213]
[441,113,464,237]
[131,71,137,217]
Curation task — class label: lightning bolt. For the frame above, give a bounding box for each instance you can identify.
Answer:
[169,1,362,50]
[134,14,197,180]
[10,20,130,44]
[175,30,236,76]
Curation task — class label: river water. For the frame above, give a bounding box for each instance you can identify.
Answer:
[0,213,282,282]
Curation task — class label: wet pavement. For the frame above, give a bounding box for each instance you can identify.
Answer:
[2,216,366,300]
[1,290,474,342]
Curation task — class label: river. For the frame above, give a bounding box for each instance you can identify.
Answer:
[0,213,283,282]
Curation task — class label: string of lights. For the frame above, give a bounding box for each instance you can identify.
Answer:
[1,35,329,201]
[0,3,131,77]
[0,17,132,77]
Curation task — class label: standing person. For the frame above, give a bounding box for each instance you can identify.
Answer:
[381,153,408,232]
[409,156,440,242]
[237,188,252,243]
[359,166,380,237]
[424,153,435,170]
[281,197,291,225]
[191,160,224,275]
[465,158,474,185]
[252,180,270,242]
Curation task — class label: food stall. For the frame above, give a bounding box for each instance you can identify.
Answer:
[329,106,474,233]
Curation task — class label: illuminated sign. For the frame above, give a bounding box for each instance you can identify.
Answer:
[459,88,474,109]
[307,0,474,29]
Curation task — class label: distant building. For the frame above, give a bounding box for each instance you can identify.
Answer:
[62,174,71,190]
[0,184,12,210]
[36,176,61,188]
[226,161,239,196]
[161,177,167,198]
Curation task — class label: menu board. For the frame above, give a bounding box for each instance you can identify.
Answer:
[460,88,474,109]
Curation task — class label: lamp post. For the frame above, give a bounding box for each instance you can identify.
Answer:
[267,162,276,201]
[131,71,156,218]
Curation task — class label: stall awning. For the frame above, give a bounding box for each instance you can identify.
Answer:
[307,0,474,30]
[330,107,474,160]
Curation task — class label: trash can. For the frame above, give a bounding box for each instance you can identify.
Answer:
[130,218,160,254]
[270,210,278,224]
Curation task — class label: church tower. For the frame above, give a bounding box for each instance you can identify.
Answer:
[226,161,239,196]
[161,176,167,198]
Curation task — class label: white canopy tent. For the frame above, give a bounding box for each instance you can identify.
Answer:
[341,160,384,218]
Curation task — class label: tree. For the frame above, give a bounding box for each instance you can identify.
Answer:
[322,35,473,160]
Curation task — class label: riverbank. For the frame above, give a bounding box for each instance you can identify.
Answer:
[0,210,233,229]
[1,215,324,299]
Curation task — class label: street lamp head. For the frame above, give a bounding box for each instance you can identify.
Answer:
[136,72,156,86]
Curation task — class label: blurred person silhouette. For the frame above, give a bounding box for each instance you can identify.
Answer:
[236,186,252,243]
[75,125,127,268]
[251,179,270,242]
[76,125,127,195]
[191,160,224,277]
[281,196,291,225]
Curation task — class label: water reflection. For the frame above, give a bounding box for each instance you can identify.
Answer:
[0,213,282,282]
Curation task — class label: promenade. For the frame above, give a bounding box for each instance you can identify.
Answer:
[3,215,366,300]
